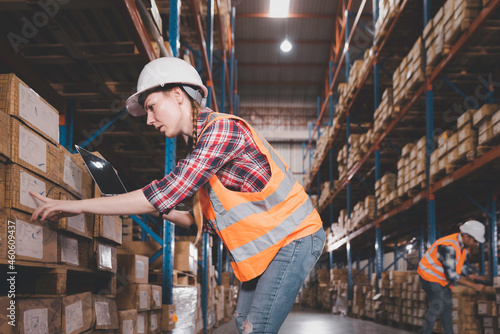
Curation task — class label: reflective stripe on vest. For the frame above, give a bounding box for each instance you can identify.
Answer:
[198,112,322,281]
[417,233,467,288]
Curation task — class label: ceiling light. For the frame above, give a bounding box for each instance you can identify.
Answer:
[270,0,290,18]
[280,38,292,52]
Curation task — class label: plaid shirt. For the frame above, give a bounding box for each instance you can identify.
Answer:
[143,108,271,230]
[437,234,473,283]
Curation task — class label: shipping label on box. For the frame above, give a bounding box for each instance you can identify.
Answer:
[149,310,161,334]
[457,110,473,129]
[94,241,117,273]
[174,241,198,273]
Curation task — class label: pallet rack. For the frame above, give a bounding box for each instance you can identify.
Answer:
[303,0,500,311]
[0,1,238,333]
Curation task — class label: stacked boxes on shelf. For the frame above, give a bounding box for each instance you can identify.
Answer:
[350,196,376,231]
[115,253,165,333]
[337,145,348,180]
[392,37,425,107]
[457,109,478,161]
[401,272,426,328]
[373,89,395,135]
[473,103,500,146]
[397,137,426,198]
[375,173,397,212]
[424,0,483,71]
[374,0,401,42]
[352,284,374,319]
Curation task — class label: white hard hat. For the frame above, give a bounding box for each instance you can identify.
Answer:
[126,57,208,116]
[460,220,485,243]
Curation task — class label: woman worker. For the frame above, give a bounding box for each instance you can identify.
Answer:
[30,57,325,334]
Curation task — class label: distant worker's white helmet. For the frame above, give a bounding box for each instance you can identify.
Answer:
[460,220,485,243]
[126,57,208,116]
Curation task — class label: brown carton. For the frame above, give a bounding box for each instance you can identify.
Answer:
[93,295,119,330]
[62,292,94,334]
[116,283,151,311]
[118,253,149,284]
[117,309,138,334]
[17,298,62,334]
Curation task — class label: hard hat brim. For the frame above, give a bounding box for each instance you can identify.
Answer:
[126,90,147,117]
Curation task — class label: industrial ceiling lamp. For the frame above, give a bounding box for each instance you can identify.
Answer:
[269,0,290,18]
[280,38,292,52]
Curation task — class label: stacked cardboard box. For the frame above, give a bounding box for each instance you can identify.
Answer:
[373,89,395,135]
[392,38,425,106]
[345,49,375,100]
[337,145,348,180]
[350,196,376,231]
[401,272,427,327]
[397,137,426,198]
[375,0,401,42]
[375,173,397,212]
[473,104,500,146]
[430,130,455,181]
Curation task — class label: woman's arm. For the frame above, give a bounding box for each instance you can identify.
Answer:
[29,190,194,228]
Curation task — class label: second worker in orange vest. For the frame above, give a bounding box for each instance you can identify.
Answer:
[417,220,486,334]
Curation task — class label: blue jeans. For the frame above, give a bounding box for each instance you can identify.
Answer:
[420,277,454,334]
[234,228,326,334]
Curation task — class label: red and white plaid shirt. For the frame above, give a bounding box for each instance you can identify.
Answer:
[143,108,271,221]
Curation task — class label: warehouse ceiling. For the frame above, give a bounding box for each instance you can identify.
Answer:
[0,0,373,191]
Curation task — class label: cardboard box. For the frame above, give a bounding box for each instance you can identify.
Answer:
[94,215,122,244]
[149,310,161,334]
[17,298,62,334]
[174,241,198,273]
[473,104,500,127]
[1,208,57,262]
[150,285,162,310]
[479,126,493,145]
[0,73,60,144]
[161,305,176,331]
[118,254,149,284]
[117,309,138,334]
[4,163,59,214]
[457,110,473,129]
[62,292,94,334]
[59,147,93,199]
[10,117,61,183]
[93,295,119,330]
[457,123,477,143]
[58,232,91,268]
[59,190,94,239]
[116,284,151,311]
[93,240,117,273]
[137,312,149,334]
[477,300,497,316]
[0,111,10,159]
[0,297,15,334]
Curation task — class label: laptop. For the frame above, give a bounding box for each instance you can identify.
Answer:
[75,145,128,196]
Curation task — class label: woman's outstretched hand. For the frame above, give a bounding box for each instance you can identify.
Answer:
[29,191,83,221]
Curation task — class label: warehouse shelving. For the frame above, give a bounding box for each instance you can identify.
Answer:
[0,1,237,333]
[303,0,500,315]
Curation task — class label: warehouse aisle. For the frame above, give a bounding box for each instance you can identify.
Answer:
[212,306,416,333]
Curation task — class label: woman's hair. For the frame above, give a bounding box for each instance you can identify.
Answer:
[139,84,203,150]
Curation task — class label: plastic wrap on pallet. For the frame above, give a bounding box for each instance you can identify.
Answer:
[172,286,197,334]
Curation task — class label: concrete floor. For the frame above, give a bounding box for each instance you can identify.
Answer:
[212,307,416,334]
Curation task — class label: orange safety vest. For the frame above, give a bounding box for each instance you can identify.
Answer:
[198,112,323,282]
[417,233,467,288]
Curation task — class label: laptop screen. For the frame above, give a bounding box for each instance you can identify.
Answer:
[75,146,127,196]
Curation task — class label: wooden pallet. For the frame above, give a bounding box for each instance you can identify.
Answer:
[149,269,198,286]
